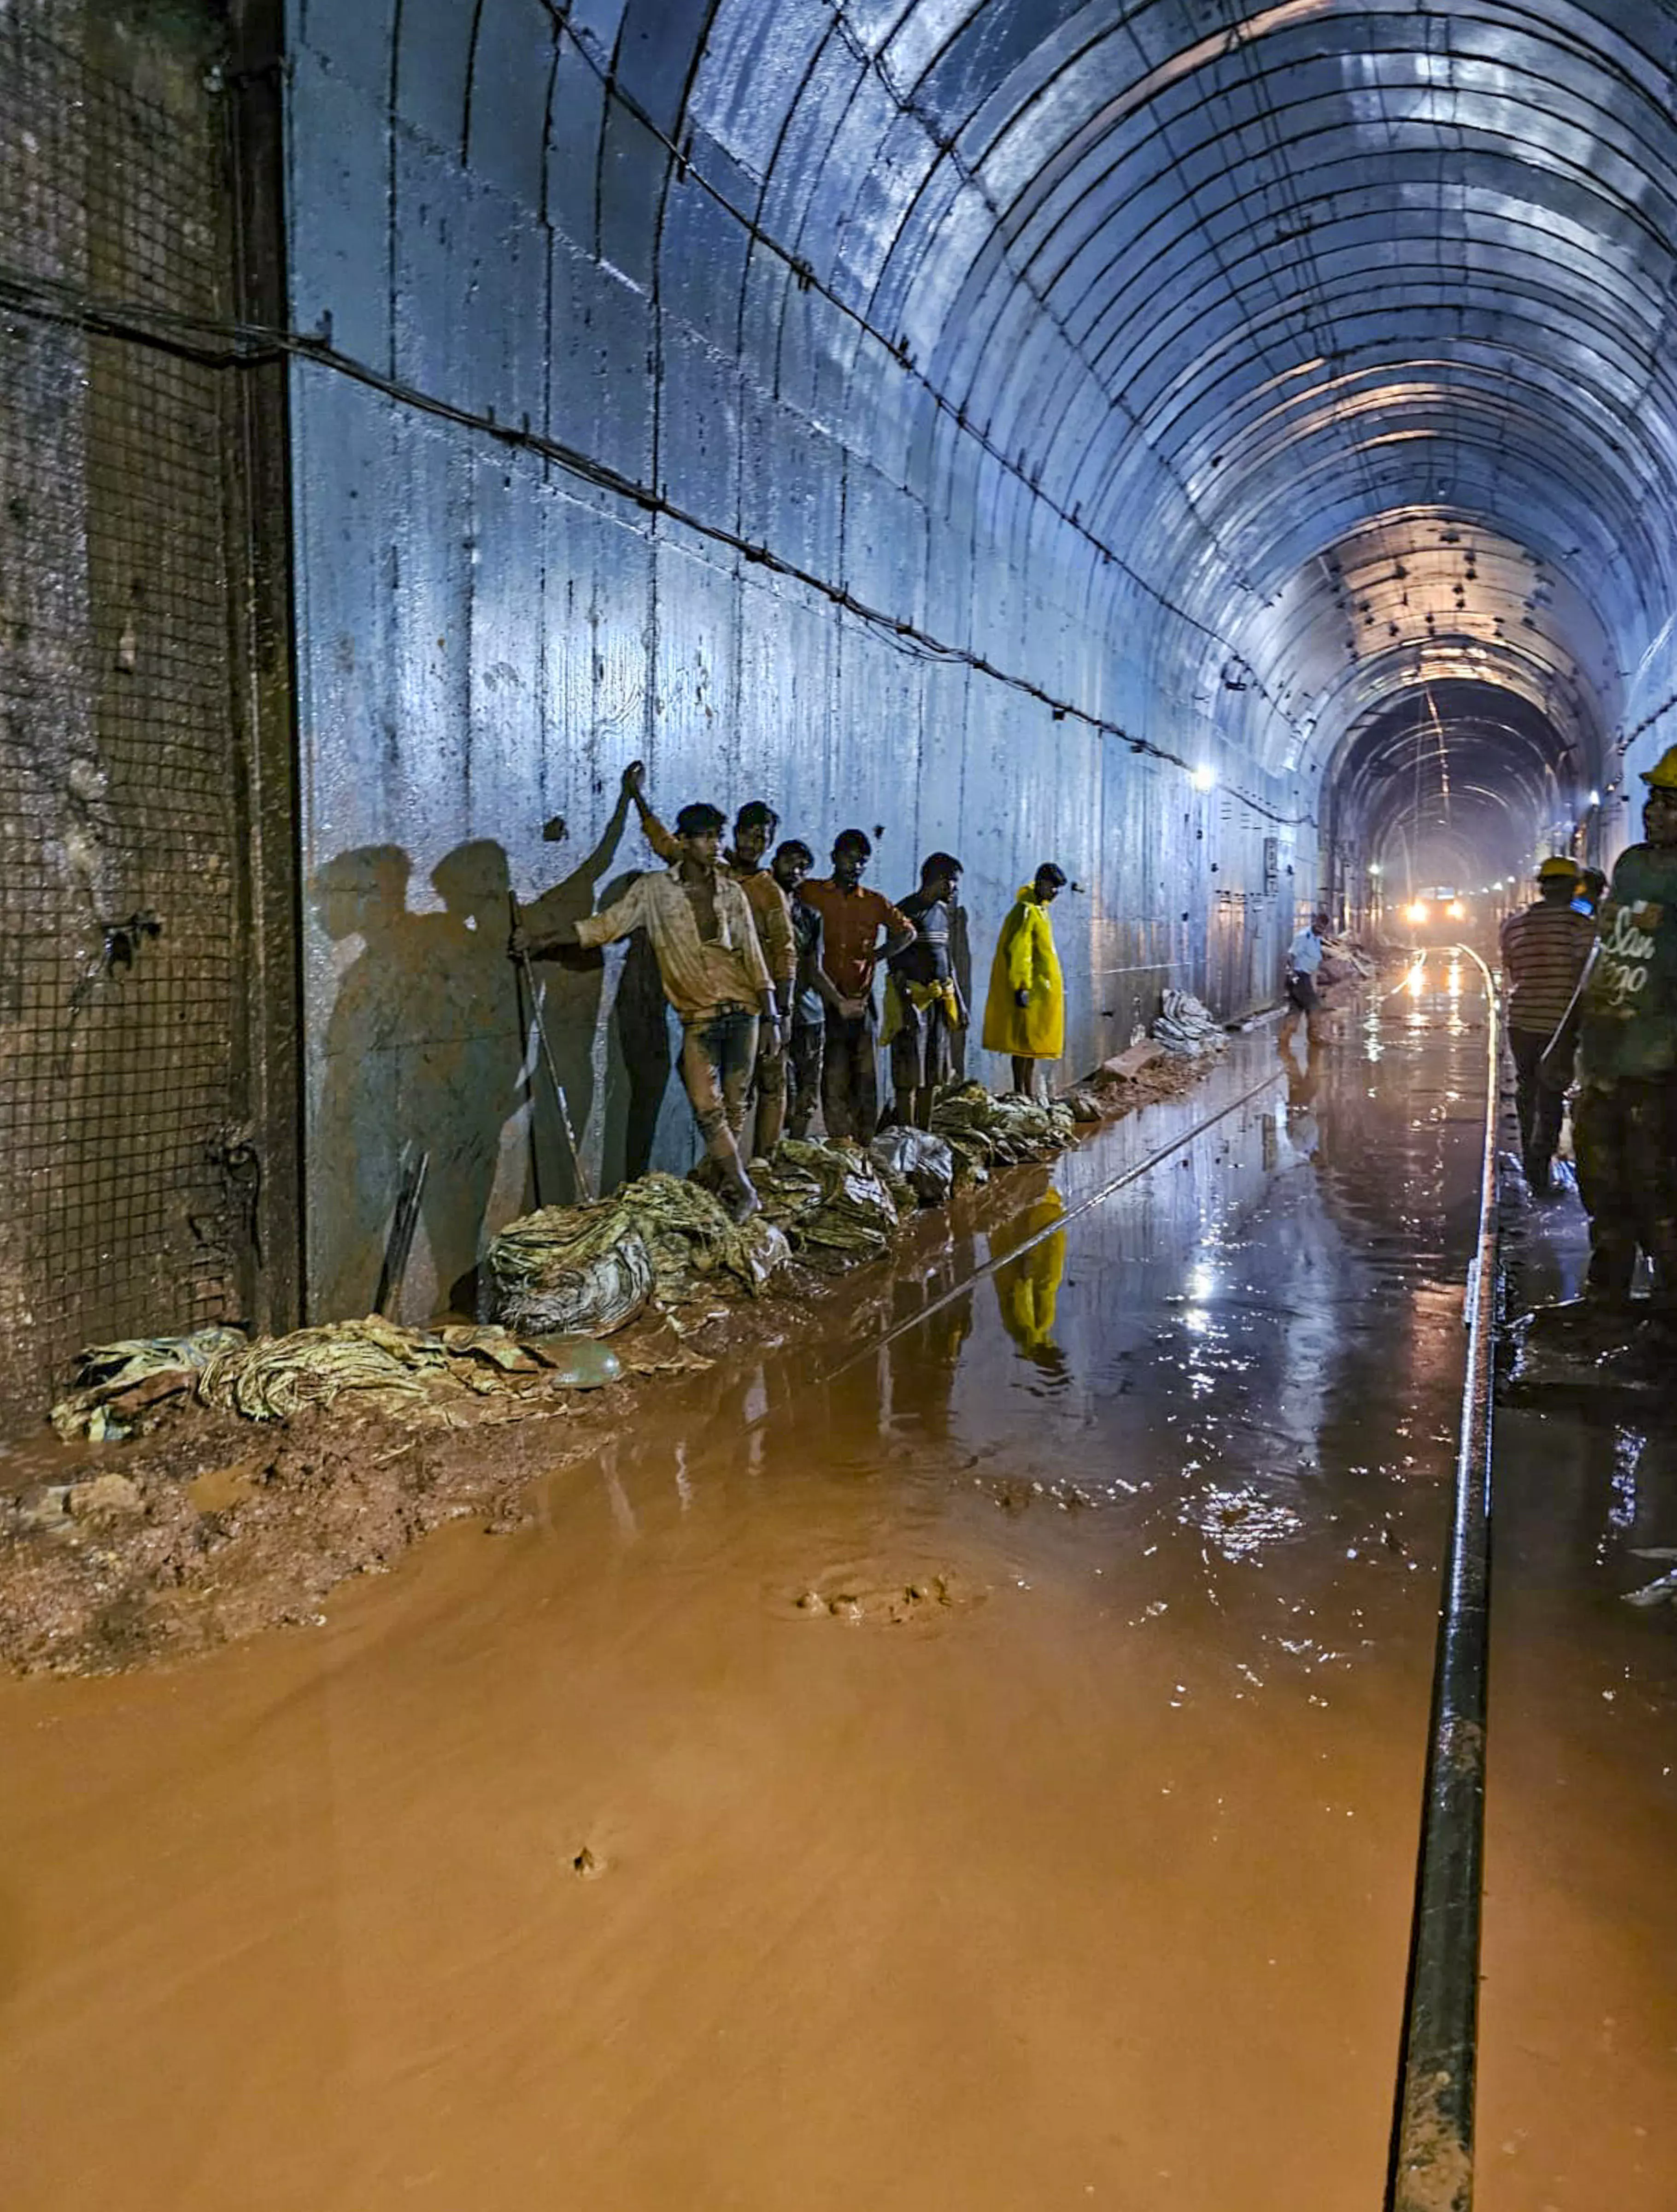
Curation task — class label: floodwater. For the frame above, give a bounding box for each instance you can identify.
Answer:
[1,963,1671,2210]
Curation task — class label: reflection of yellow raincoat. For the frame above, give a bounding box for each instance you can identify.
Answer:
[982,888,1064,1059]
[990,1193,1067,1354]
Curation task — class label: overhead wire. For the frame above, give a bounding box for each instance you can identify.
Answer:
[538,0,1307,741]
[0,259,1314,826]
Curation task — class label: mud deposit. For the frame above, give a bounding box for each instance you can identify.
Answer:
[4,984,1672,2212]
[0,1056,1214,1678]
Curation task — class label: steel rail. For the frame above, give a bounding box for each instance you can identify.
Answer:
[1384,944,1502,2212]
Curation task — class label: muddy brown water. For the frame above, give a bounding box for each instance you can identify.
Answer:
[2,966,1672,2210]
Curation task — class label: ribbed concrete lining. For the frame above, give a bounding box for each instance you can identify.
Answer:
[679,0,1677,793]
[298,0,1677,789]
[284,0,1677,1309]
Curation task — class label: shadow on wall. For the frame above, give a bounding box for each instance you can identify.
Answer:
[310,798,691,1322]
[311,841,524,1319]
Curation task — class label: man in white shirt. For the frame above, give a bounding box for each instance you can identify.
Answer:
[516,802,778,1220]
[1280,909,1331,1046]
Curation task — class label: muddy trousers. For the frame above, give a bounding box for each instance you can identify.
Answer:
[1573,1078,1677,1304]
[1508,1026,1567,1185]
[821,1008,879,1141]
[680,1007,759,1147]
[785,1021,825,1139]
[1279,971,1323,1045]
[747,1037,786,1159]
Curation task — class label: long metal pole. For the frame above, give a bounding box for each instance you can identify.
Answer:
[1384,945,1501,2212]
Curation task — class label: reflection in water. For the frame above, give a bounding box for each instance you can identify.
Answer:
[12,977,1671,2212]
[988,1190,1067,1377]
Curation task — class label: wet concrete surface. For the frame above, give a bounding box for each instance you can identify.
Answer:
[0,963,1669,2209]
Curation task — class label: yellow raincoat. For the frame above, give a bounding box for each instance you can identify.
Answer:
[982,887,1064,1059]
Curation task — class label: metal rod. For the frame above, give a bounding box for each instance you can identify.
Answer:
[374,1147,429,1318]
[1384,944,1502,2212]
[508,892,593,1206]
[509,919,544,1212]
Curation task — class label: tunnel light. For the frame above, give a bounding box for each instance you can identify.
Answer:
[1588,790,1601,808]
[1405,900,1430,924]
[1190,764,1217,792]
[1368,863,1383,878]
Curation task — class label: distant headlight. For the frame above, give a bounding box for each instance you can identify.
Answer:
[1447,899,1466,921]
[1406,901,1429,924]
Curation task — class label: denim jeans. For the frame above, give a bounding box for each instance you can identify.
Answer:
[680,1006,759,1146]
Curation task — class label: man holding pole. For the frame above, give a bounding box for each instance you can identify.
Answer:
[512,801,778,1221]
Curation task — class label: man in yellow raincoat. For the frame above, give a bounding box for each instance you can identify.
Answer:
[982,863,1067,1096]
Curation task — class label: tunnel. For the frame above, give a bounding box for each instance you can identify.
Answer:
[4,4,1677,2206]
[5,0,1676,1366]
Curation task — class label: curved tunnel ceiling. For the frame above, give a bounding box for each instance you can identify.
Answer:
[683,0,1677,815]
[1329,678,1581,889]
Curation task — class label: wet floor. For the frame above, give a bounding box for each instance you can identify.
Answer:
[1,963,1671,2210]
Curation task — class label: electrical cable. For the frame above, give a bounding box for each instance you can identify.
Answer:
[0,258,1315,825]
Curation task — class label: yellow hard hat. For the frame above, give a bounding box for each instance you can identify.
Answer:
[1536,855,1580,883]
[1641,742,1677,791]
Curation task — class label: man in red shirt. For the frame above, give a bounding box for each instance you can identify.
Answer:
[798,830,916,1141]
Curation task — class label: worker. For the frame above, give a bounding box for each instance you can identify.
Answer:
[1279,909,1331,1045]
[799,830,917,1141]
[884,852,967,1130]
[625,770,797,1157]
[982,863,1067,1099]
[771,838,839,1138]
[1571,865,1607,919]
[1569,744,1677,1319]
[1499,856,1593,1196]
[512,801,777,1222]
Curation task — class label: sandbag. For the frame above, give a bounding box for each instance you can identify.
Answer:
[488,1169,789,1332]
[869,1127,956,1206]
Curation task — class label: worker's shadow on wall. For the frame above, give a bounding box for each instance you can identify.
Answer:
[313,797,675,1320]
[312,841,523,1318]
[521,780,677,1194]
[594,867,678,1186]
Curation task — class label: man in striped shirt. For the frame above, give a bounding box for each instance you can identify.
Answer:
[1500,855,1594,1194]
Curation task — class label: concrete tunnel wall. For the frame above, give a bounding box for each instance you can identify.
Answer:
[282,2,1312,1324]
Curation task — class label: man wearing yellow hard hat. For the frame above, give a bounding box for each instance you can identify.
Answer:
[1499,854,1592,1194]
[1568,743,1677,1319]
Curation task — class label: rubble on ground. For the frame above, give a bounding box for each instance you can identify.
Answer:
[6,1047,1235,1677]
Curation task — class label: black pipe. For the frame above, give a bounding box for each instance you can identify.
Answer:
[1384,945,1501,2212]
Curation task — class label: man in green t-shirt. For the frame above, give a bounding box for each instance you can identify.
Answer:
[1572,745,1677,1316]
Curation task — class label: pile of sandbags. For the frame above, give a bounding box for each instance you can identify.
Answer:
[753,1137,903,1262]
[51,1318,621,1439]
[930,1082,1076,1182]
[1150,988,1229,1057]
[489,1171,790,1335]
[49,1328,247,1441]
